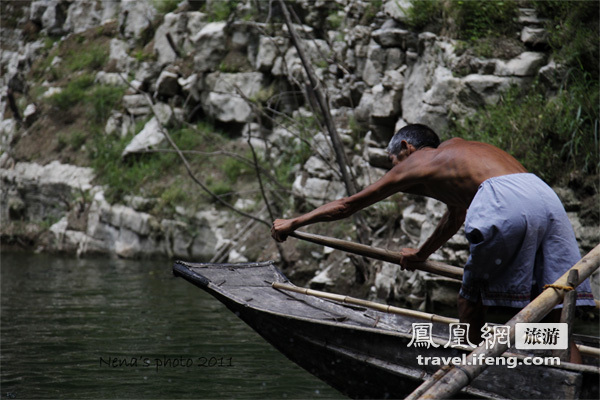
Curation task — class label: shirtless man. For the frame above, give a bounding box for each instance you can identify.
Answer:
[271,124,595,347]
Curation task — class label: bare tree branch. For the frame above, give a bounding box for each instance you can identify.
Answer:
[119,75,271,228]
[278,0,372,283]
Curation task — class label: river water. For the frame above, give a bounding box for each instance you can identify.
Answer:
[1,252,344,399]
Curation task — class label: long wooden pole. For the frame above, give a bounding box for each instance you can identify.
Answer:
[289,231,464,281]
[272,281,457,324]
[406,244,600,400]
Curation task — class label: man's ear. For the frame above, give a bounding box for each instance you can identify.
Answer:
[401,140,416,154]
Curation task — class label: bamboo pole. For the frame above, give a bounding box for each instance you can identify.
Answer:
[272,281,598,358]
[554,269,578,361]
[289,231,464,281]
[272,282,457,324]
[406,244,600,400]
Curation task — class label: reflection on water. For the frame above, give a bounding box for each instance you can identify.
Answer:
[1,252,344,399]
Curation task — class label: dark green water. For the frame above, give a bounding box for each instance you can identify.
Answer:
[0,252,344,399]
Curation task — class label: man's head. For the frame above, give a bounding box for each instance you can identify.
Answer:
[387,124,440,156]
[386,124,440,166]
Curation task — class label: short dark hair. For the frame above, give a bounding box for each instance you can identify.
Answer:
[387,124,440,155]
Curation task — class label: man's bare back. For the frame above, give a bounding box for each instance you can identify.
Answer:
[391,137,527,209]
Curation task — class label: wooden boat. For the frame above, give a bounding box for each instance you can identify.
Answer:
[173,260,599,399]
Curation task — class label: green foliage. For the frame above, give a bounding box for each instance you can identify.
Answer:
[87,85,126,123]
[61,131,87,151]
[326,11,344,31]
[222,156,251,182]
[207,180,233,202]
[88,131,136,203]
[451,0,518,40]
[88,121,233,207]
[405,0,444,31]
[349,115,367,146]
[65,44,108,71]
[157,184,187,213]
[45,75,124,124]
[133,49,156,63]
[406,0,519,41]
[43,36,59,51]
[153,0,180,14]
[40,215,61,230]
[206,0,238,21]
[360,0,383,25]
[448,78,599,183]
[46,74,95,110]
[250,85,275,104]
[218,60,240,73]
[533,0,599,74]
[71,131,87,150]
[273,116,318,186]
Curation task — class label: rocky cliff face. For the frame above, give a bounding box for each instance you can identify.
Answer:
[1,0,597,307]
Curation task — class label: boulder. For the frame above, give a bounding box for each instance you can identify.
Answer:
[495,52,547,76]
[23,103,38,126]
[383,0,413,23]
[370,83,402,124]
[0,119,18,152]
[121,117,164,157]
[153,12,185,66]
[104,111,134,137]
[204,93,252,123]
[64,0,104,34]
[309,264,336,289]
[256,35,288,72]
[153,11,208,66]
[538,60,567,90]
[94,71,128,86]
[401,204,427,241]
[292,175,346,208]
[30,0,66,35]
[114,228,142,258]
[518,8,546,25]
[30,0,49,24]
[422,66,460,106]
[366,147,392,169]
[155,70,181,97]
[191,22,228,72]
[42,87,63,98]
[521,27,548,47]
[134,62,161,92]
[178,74,202,101]
[205,71,265,97]
[122,94,151,116]
[0,161,94,222]
[283,39,331,81]
[459,74,521,107]
[304,156,333,179]
[119,0,156,40]
[362,42,386,86]
[203,72,265,123]
[109,38,137,73]
[50,217,107,257]
[372,28,412,49]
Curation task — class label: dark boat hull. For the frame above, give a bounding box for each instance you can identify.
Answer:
[173,260,599,399]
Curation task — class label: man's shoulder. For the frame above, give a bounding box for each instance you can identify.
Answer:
[438,138,502,155]
[439,137,473,148]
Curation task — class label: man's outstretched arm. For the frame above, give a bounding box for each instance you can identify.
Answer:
[271,169,407,242]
